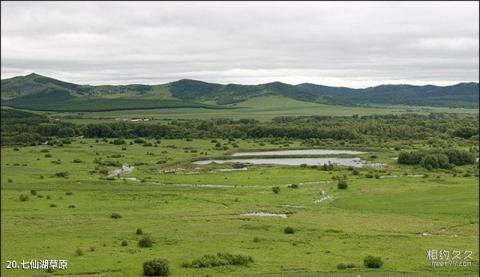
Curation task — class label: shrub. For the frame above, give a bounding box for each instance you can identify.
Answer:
[19,194,29,202]
[143,259,170,276]
[288,184,299,189]
[253,237,262,243]
[272,186,280,194]
[55,171,69,178]
[134,138,145,144]
[75,248,83,256]
[50,204,57,207]
[352,169,359,175]
[184,253,253,268]
[337,263,347,270]
[284,227,296,234]
[65,191,73,196]
[68,204,76,208]
[121,240,128,246]
[136,228,143,235]
[30,190,37,196]
[363,255,383,268]
[72,159,83,163]
[346,263,355,268]
[111,212,122,219]
[365,173,374,178]
[89,246,96,252]
[45,153,52,158]
[138,236,153,248]
[398,151,423,165]
[337,179,348,190]
[113,139,126,145]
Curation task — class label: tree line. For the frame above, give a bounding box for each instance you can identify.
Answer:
[1,109,478,146]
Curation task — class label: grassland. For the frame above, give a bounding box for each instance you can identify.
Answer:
[26,96,479,124]
[1,138,478,276]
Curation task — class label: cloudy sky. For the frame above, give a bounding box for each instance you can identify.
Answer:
[1,1,478,87]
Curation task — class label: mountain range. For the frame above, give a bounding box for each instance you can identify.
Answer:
[1,73,478,112]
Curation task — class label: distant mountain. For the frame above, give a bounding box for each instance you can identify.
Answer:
[1,73,478,111]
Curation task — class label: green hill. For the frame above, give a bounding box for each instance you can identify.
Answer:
[1,73,478,111]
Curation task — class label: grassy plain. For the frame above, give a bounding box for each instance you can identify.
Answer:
[26,96,479,124]
[1,138,478,276]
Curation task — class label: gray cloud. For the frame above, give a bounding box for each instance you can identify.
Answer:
[1,1,478,87]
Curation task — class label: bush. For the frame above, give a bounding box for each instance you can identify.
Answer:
[288,184,299,189]
[337,179,348,190]
[134,138,146,144]
[138,236,153,248]
[55,171,69,178]
[337,263,347,270]
[363,255,383,268]
[75,248,83,256]
[68,204,76,208]
[272,187,280,194]
[50,204,57,207]
[30,190,37,196]
[184,253,253,268]
[121,240,128,246]
[111,212,122,219]
[136,228,143,235]
[284,227,296,234]
[65,191,73,195]
[89,246,96,252]
[398,151,423,165]
[143,259,170,276]
[113,139,126,145]
[19,194,29,202]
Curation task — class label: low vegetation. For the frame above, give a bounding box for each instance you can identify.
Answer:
[143,258,170,276]
[182,253,253,268]
[364,255,384,268]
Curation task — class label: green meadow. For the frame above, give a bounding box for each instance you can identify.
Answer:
[28,96,479,124]
[1,137,478,276]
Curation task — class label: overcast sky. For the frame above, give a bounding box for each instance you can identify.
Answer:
[1,1,478,87]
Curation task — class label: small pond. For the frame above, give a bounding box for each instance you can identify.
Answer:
[194,157,366,167]
[232,149,366,156]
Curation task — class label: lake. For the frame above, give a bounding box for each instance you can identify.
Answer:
[194,157,366,167]
[232,149,366,156]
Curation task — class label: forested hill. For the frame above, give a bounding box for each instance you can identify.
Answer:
[1,73,478,111]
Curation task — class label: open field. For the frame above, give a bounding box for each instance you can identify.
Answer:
[1,138,478,276]
[19,96,479,124]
